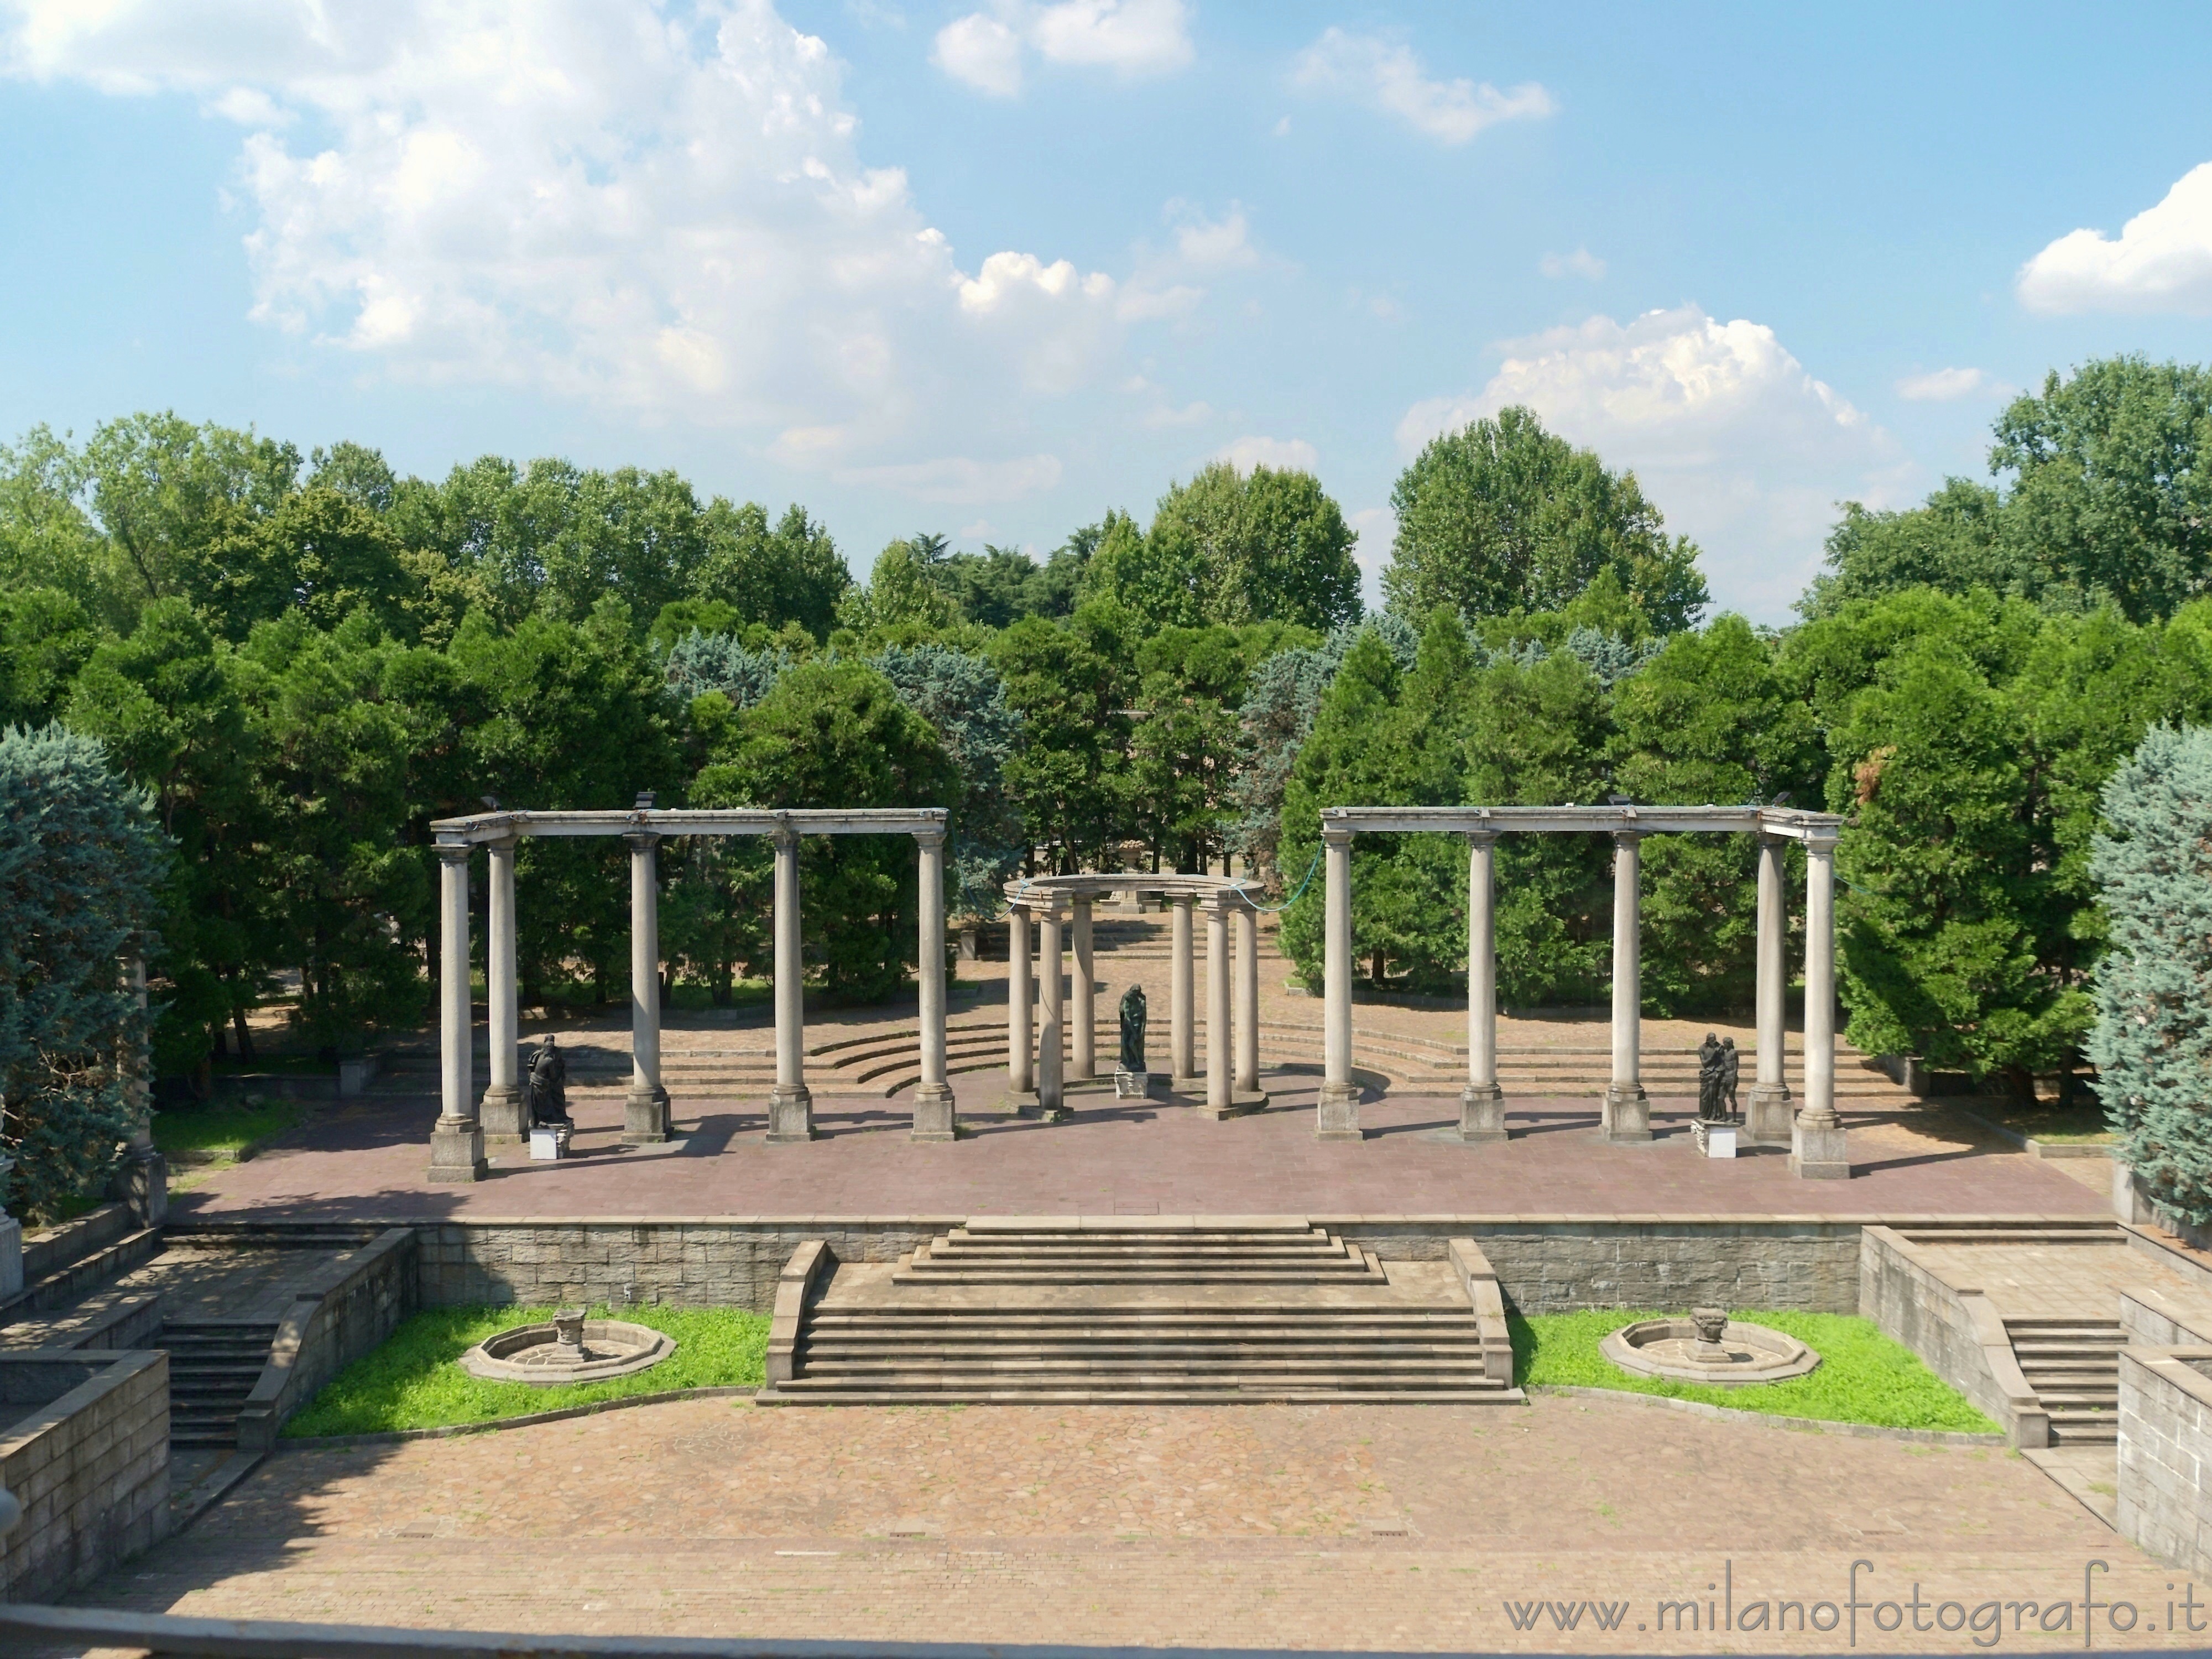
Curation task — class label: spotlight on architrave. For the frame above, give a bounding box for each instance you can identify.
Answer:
[480,795,499,811]
[1771,792,1793,807]
[635,790,657,811]
[1605,793,1632,806]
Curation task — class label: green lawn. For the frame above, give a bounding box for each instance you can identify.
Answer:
[1512,1309,1999,1432]
[152,1097,304,1161]
[283,1304,771,1437]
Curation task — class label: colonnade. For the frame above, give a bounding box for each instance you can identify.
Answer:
[1003,877,1264,1119]
[425,806,953,1182]
[1314,805,1849,1178]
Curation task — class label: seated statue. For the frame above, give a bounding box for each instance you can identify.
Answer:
[526,1035,571,1128]
[1118,984,1147,1074]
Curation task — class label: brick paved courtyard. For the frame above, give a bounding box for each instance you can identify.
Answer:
[75,1392,2186,1652]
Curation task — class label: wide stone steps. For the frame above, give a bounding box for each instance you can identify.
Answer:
[763,1219,1519,1406]
[2007,1315,2125,1447]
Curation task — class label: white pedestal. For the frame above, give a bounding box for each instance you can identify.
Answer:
[1692,1120,1737,1160]
[1115,1070,1150,1099]
[529,1126,573,1161]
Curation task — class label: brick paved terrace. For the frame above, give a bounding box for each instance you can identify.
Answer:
[65,1392,2184,1653]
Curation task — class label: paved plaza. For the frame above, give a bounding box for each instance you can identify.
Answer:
[72,1392,2183,1653]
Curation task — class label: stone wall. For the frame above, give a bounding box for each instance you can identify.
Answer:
[18,1204,134,1285]
[1330,1217,1864,1313]
[237,1229,419,1451]
[2117,1346,2212,1577]
[0,1349,168,1603]
[1857,1226,2046,1446]
[2122,1285,2212,1349]
[411,1218,957,1311]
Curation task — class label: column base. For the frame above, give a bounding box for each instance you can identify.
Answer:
[1789,1112,1850,1180]
[911,1082,957,1143]
[1197,1091,1267,1121]
[1170,1073,1207,1098]
[623,1086,672,1146]
[995,1088,1040,1117]
[766,1086,816,1144]
[1316,1085,1364,1142]
[1745,1082,1794,1147]
[427,1120,488,1183]
[109,1147,169,1227]
[1600,1083,1652,1144]
[1453,1083,1507,1143]
[479,1084,528,1141]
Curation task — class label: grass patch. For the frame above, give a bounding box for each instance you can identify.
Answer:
[283,1303,770,1437]
[153,1097,304,1161]
[1511,1309,1999,1433]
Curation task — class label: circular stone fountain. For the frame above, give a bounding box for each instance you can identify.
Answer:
[1600,1307,1820,1387]
[459,1308,676,1386]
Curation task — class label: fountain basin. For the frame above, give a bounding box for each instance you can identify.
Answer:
[459,1311,675,1386]
[1600,1313,1819,1387]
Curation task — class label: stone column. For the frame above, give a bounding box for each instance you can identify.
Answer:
[428,844,486,1183]
[1600,830,1651,1143]
[1235,898,1261,1098]
[1204,898,1231,1113]
[623,831,671,1145]
[1038,902,1066,1119]
[1170,895,1197,1088]
[1317,823,1361,1140]
[912,828,955,1142]
[1455,833,1505,1142]
[480,835,526,1139]
[767,825,815,1143]
[108,953,166,1225]
[1005,900,1036,1108]
[1747,833,1794,1146]
[1790,834,1849,1180]
[1071,895,1095,1081]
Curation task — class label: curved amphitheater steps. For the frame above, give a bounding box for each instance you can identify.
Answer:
[757,1219,1521,1407]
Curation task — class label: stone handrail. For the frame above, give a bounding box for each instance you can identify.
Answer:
[1859,1225,2047,1448]
[1446,1238,1516,1386]
[236,1229,417,1452]
[764,1240,835,1387]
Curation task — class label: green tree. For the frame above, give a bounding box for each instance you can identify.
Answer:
[988,610,1132,872]
[0,725,168,1220]
[1385,406,1708,632]
[1128,626,1251,873]
[2088,724,2212,1226]
[82,412,299,617]
[692,660,957,1000]
[183,485,418,641]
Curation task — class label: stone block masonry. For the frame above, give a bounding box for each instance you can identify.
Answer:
[0,1348,169,1603]
[2118,1345,2212,1577]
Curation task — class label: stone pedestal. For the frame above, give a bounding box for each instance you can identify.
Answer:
[109,1149,168,1228]
[1745,1084,1794,1149]
[1115,1069,1151,1100]
[1788,1110,1849,1180]
[428,1119,488,1183]
[624,1088,672,1146]
[911,1083,956,1143]
[1692,1120,1738,1160]
[767,1086,817,1144]
[1316,1086,1363,1142]
[1600,1082,1652,1144]
[1448,1081,1506,1144]
[481,1084,528,1142]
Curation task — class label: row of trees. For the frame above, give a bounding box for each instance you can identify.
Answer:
[4,354,2209,1112]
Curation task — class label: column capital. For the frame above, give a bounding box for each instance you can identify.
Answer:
[911,823,948,849]
[1321,822,1357,847]
[771,816,802,849]
[436,841,472,867]
[486,832,520,853]
[1804,831,1840,857]
[624,829,661,854]
[1610,827,1644,848]
[1463,829,1499,848]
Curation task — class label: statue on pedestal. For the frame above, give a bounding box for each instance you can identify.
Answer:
[526,1035,571,1128]
[1115,985,1149,1098]
[1696,1032,1725,1122]
[1720,1036,1740,1119]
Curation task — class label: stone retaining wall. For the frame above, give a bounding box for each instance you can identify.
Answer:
[237,1230,418,1451]
[1857,1225,2046,1447]
[0,1349,168,1603]
[2118,1346,2212,1577]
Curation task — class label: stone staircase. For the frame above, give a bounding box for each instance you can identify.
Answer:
[162,1319,281,1449]
[757,1219,1521,1406]
[2006,1314,2126,1446]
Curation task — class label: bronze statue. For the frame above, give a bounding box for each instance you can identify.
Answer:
[1720,1036,1740,1118]
[526,1035,570,1127]
[1695,1032,1724,1122]
[1118,984,1147,1074]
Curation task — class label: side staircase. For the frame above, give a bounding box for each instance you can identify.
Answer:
[162,1320,282,1449]
[2006,1314,2125,1446]
[757,1219,1521,1406]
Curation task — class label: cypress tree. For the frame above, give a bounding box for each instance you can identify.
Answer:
[2088,723,2212,1225]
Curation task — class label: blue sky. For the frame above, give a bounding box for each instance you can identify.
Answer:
[4,1,2210,620]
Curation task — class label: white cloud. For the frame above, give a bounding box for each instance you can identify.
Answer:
[1215,435,1318,473]
[1141,399,1211,427]
[2017,162,2212,316]
[1539,247,1604,281]
[1397,305,1910,620]
[1171,205,1256,270]
[3,0,1189,488]
[1895,366,2006,403]
[932,11,1022,95]
[933,0,1190,96]
[1291,28,1552,146]
[833,452,1063,503]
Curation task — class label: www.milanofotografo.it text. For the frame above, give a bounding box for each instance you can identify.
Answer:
[1498,1562,2207,1646]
